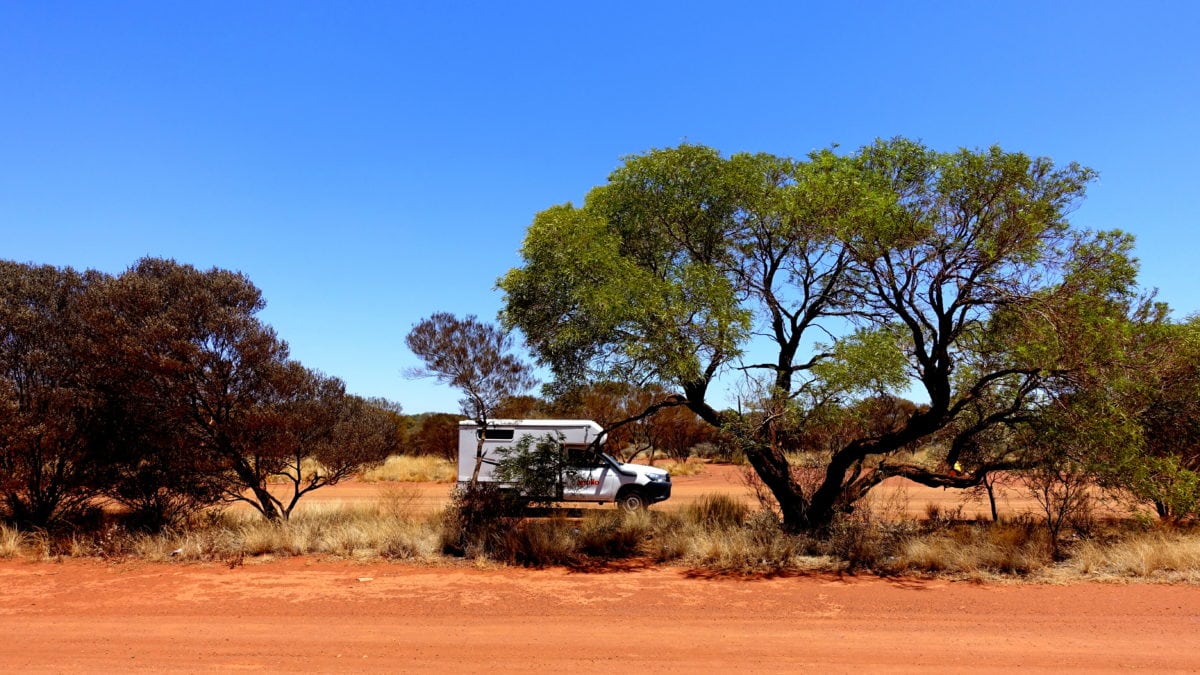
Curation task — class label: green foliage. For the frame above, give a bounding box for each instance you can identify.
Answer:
[1126,455,1200,522]
[499,145,757,389]
[492,433,578,507]
[1020,306,1200,525]
[502,137,1142,533]
[811,325,909,397]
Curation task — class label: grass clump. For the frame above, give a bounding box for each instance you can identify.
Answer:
[22,502,444,563]
[654,510,812,574]
[0,524,28,559]
[1067,528,1200,580]
[682,493,750,528]
[892,521,1051,576]
[360,455,456,483]
[657,458,707,477]
[577,510,652,558]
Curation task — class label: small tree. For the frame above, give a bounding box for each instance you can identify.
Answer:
[232,367,398,521]
[406,313,536,484]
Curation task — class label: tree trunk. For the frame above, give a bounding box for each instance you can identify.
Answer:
[251,485,282,521]
[469,435,485,486]
[801,452,860,532]
[985,476,999,522]
[741,443,813,533]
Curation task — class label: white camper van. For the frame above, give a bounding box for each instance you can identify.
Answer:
[457,419,671,510]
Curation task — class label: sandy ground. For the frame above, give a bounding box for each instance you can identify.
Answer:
[291,462,1058,521]
[2,557,1198,672]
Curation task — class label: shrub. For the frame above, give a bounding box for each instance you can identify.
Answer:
[577,510,651,558]
[439,483,524,557]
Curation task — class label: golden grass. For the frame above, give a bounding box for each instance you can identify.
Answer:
[657,458,707,477]
[0,524,26,559]
[1067,530,1200,581]
[892,522,1051,576]
[9,503,445,563]
[360,455,456,483]
[4,489,1199,582]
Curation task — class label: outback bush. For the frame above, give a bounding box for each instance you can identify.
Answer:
[500,139,1150,535]
[439,483,525,558]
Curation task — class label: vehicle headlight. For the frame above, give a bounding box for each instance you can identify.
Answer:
[648,473,670,483]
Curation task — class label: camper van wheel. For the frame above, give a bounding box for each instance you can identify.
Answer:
[616,488,647,512]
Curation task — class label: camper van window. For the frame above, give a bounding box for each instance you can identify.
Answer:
[565,445,603,468]
[482,429,515,441]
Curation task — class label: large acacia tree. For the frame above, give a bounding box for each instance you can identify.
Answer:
[500,139,1140,532]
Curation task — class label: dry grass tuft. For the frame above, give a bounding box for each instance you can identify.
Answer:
[360,455,456,483]
[893,522,1051,576]
[20,504,446,563]
[0,524,26,558]
[681,493,750,528]
[576,510,652,558]
[1068,530,1200,581]
[657,458,707,477]
[653,510,817,574]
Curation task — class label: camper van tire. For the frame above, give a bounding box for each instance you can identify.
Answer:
[616,488,648,512]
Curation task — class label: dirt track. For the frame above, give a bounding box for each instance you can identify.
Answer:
[4,465,1185,672]
[2,558,1198,672]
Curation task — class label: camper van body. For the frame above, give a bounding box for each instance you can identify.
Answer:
[456,419,671,509]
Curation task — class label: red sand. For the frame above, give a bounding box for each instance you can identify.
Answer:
[2,558,1197,672]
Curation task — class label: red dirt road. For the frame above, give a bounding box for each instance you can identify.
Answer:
[2,558,1198,672]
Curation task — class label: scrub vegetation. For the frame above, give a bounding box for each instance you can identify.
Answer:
[3,138,1200,581]
[1,491,1198,582]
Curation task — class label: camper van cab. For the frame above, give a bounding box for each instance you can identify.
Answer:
[457,419,671,510]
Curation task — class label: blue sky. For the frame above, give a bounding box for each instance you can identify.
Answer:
[3,2,1197,413]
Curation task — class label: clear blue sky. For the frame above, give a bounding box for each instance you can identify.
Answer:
[3,2,1197,414]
